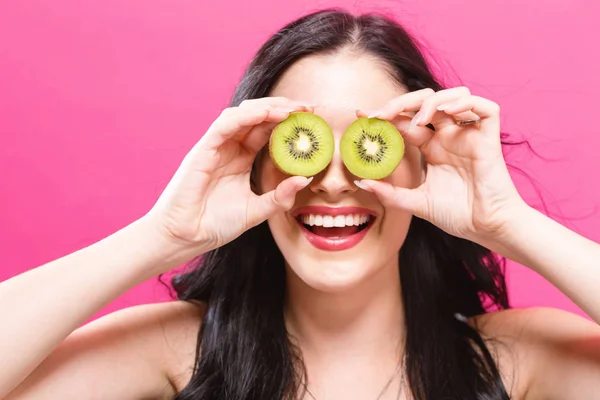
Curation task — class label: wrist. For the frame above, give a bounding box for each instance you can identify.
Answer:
[124,217,204,279]
[475,201,536,263]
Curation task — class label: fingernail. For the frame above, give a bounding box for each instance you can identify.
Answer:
[437,104,449,111]
[410,113,421,128]
[368,111,380,118]
[354,180,369,190]
[299,176,314,188]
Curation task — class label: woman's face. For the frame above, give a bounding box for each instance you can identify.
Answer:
[259,51,424,293]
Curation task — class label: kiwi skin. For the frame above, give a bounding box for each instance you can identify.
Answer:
[268,112,335,177]
[340,117,405,180]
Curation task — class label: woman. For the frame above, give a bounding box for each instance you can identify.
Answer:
[2,9,600,400]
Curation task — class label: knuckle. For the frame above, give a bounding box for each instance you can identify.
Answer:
[477,96,500,113]
[220,107,237,118]
[261,96,289,107]
[419,89,437,105]
[241,96,292,110]
[385,98,402,111]
[421,95,437,108]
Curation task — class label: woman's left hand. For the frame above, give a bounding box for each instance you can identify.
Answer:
[356,87,526,242]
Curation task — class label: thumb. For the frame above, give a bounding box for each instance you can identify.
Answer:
[356,179,428,218]
[247,176,313,227]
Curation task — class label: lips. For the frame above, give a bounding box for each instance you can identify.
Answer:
[292,206,376,251]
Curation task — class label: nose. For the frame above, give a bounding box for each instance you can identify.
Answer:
[309,152,358,198]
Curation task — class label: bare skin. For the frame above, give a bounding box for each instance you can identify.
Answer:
[3,51,600,400]
[6,300,598,399]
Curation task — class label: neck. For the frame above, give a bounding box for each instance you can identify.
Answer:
[284,257,405,362]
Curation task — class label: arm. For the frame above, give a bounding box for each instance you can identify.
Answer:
[0,98,310,399]
[479,205,600,399]
[488,204,600,324]
[360,87,600,324]
[358,87,600,399]
[5,300,203,400]
[0,217,193,398]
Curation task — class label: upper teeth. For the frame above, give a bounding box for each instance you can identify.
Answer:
[300,214,371,227]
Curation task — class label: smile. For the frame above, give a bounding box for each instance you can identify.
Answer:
[292,206,376,251]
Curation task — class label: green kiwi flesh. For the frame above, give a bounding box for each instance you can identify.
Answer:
[340,118,405,180]
[269,112,334,177]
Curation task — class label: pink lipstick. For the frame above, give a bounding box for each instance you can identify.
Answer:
[292,206,376,251]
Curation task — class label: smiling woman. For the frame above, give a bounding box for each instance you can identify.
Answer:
[167,12,510,399]
[293,206,375,252]
[3,8,600,400]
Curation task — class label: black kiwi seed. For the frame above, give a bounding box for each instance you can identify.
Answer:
[269,112,335,177]
[340,118,405,180]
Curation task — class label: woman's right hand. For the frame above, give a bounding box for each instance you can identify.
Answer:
[144,97,314,258]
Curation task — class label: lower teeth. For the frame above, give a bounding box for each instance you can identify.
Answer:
[303,223,369,233]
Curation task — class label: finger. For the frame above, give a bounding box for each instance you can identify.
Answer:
[437,95,501,137]
[238,98,320,153]
[437,95,500,121]
[449,110,481,122]
[355,179,427,218]
[247,176,313,227]
[241,122,277,154]
[387,114,434,149]
[201,106,291,151]
[355,109,434,149]
[356,108,415,120]
[239,97,318,112]
[412,86,472,127]
[242,107,307,153]
[365,88,436,120]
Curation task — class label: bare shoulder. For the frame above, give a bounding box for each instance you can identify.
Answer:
[81,299,206,393]
[7,299,205,400]
[153,300,206,391]
[474,306,598,341]
[82,299,207,393]
[471,307,600,399]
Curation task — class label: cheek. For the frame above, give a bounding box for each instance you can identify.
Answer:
[267,213,295,241]
[256,153,288,194]
[267,212,301,269]
[386,145,424,189]
[259,156,298,248]
[376,146,422,250]
[379,208,413,252]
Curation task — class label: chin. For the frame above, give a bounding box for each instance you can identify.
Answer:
[285,255,382,293]
[268,206,407,293]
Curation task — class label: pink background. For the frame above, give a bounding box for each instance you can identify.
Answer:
[1,0,599,321]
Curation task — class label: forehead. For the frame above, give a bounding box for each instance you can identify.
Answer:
[270,52,408,132]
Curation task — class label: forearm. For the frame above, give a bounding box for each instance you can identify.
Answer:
[0,217,192,398]
[487,205,600,323]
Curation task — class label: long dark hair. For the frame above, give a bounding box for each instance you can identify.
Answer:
[170,9,512,400]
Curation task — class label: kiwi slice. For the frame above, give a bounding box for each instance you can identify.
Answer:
[269,112,334,177]
[340,118,405,179]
